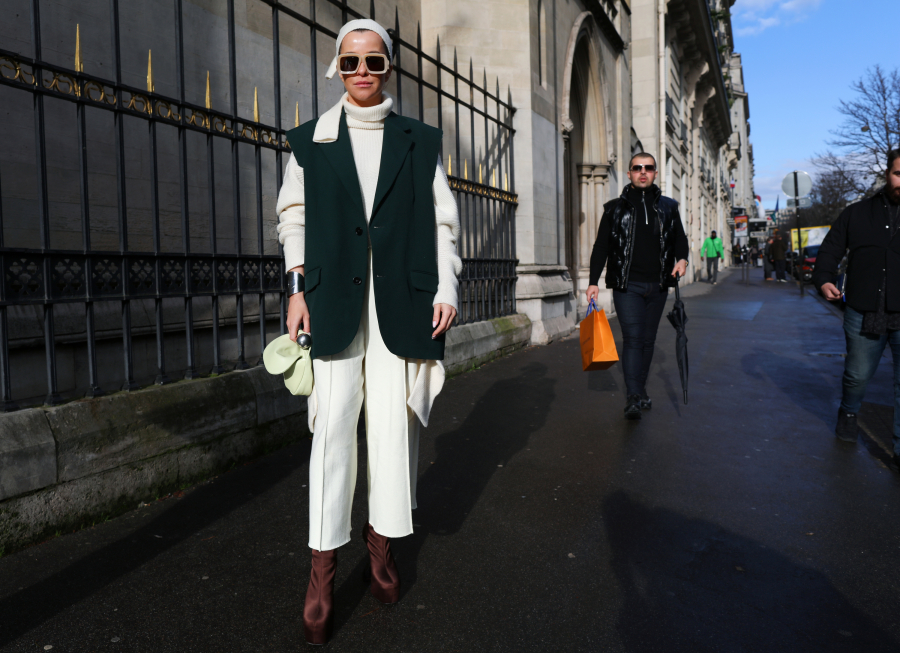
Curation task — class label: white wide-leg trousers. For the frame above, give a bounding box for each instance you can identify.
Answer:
[307,259,422,551]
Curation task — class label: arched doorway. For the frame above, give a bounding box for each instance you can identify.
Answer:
[561,16,610,308]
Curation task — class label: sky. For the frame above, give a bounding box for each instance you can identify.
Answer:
[731,0,897,209]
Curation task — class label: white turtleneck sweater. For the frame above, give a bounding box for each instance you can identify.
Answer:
[276,94,462,309]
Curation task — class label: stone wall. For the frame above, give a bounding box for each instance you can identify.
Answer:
[0,366,308,553]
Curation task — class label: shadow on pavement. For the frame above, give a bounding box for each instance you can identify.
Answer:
[404,360,555,551]
[650,349,683,416]
[329,360,556,633]
[603,492,897,652]
[740,347,838,424]
[0,450,298,647]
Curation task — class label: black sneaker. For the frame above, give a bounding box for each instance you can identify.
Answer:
[640,394,652,410]
[835,408,858,443]
[624,395,642,420]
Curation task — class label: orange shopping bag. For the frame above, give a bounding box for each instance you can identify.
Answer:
[580,298,619,371]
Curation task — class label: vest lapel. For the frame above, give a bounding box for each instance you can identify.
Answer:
[371,113,413,221]
[318,111,365,218]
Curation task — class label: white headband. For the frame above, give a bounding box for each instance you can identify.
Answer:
[324,19,393,80]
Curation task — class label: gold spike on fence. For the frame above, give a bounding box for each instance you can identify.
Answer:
[146,50,154,93]
[75,25,83,72]
[295,102,299,128]
[205,71,211,109]
[253,87,259,123]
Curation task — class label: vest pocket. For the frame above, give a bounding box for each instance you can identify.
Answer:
[305,267,321,293]
[410,270,439,293]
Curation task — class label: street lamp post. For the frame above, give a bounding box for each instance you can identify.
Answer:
[794,171,803,297]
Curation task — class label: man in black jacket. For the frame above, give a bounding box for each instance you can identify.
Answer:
[586,152,689,420]
[813,150,900,468]
[771,230,788,282]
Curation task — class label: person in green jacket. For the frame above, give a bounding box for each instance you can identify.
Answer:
[701,230,725,284]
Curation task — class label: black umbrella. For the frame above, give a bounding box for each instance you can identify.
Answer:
[666,273,689,405]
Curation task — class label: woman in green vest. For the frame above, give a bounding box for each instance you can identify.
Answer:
[275,19,461,645]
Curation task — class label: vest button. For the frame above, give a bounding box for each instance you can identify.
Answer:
[356,227,363,235]
[353,276,362,285]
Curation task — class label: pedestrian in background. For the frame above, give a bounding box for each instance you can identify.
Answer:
[700,230,724,284]
[814,150,900,469]
[586,152,689,420]
[771,231,787,282]
[763,236,774,280]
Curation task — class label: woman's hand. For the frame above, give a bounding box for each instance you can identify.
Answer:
[287,292,310,341]
[432,303,457,339]
[586,285,600,304]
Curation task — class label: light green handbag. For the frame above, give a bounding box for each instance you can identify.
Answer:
[262,331,314,396]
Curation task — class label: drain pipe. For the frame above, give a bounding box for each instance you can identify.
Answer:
[658,0,666,194]
[553,0,560,265]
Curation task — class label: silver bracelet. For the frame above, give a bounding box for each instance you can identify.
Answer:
[286,270,305,296]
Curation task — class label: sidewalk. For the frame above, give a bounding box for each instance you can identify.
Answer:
[1,267,899,652]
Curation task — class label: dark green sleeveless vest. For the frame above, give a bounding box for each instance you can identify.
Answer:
[286,111,445,360]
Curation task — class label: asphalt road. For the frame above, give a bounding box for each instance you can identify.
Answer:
[2,267,899,652]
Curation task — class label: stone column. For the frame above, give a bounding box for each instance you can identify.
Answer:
[573,163,613,316]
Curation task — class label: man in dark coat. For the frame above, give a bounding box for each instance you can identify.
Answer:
[586,152,689,420]
[771,230,788,282]
[763,236,774,280]
[813,150,900,469]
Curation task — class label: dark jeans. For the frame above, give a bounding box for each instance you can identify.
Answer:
[706,258,719,283]
[612,281,668,398]
[775,259,786,280]
[842,307,900,455]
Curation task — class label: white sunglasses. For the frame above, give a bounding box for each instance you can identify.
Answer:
[337,53,391,75]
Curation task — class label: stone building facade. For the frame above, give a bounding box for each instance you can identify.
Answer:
[629,0,752,284]
[728,50,758,231]
[423,0,633,341]
[449,0,757,334]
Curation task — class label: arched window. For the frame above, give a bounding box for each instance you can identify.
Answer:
[538,0,547,88]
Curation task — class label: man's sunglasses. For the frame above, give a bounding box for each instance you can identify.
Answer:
[631,164,656,172]
[338,53,391,75]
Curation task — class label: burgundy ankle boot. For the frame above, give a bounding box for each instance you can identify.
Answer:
[303,548,336,645]
[362,523,401,604]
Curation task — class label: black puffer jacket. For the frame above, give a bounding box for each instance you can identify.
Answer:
[589,184,690,290]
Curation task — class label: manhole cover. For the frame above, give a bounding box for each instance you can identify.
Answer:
[809,352,846,358]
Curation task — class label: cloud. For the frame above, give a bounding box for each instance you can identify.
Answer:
[733,0,823,37]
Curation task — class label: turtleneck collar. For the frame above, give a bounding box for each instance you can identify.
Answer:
[624,183,660,203]
[342,93,393,129]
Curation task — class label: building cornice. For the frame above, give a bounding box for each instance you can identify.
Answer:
[585,0,625,52]
[668,0,732,146]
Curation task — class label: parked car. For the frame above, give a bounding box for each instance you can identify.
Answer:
[792,245,819,283]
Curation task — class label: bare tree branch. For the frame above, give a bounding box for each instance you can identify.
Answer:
[823,65,900,192]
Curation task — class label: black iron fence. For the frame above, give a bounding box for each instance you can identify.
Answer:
[0,0,516,410]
